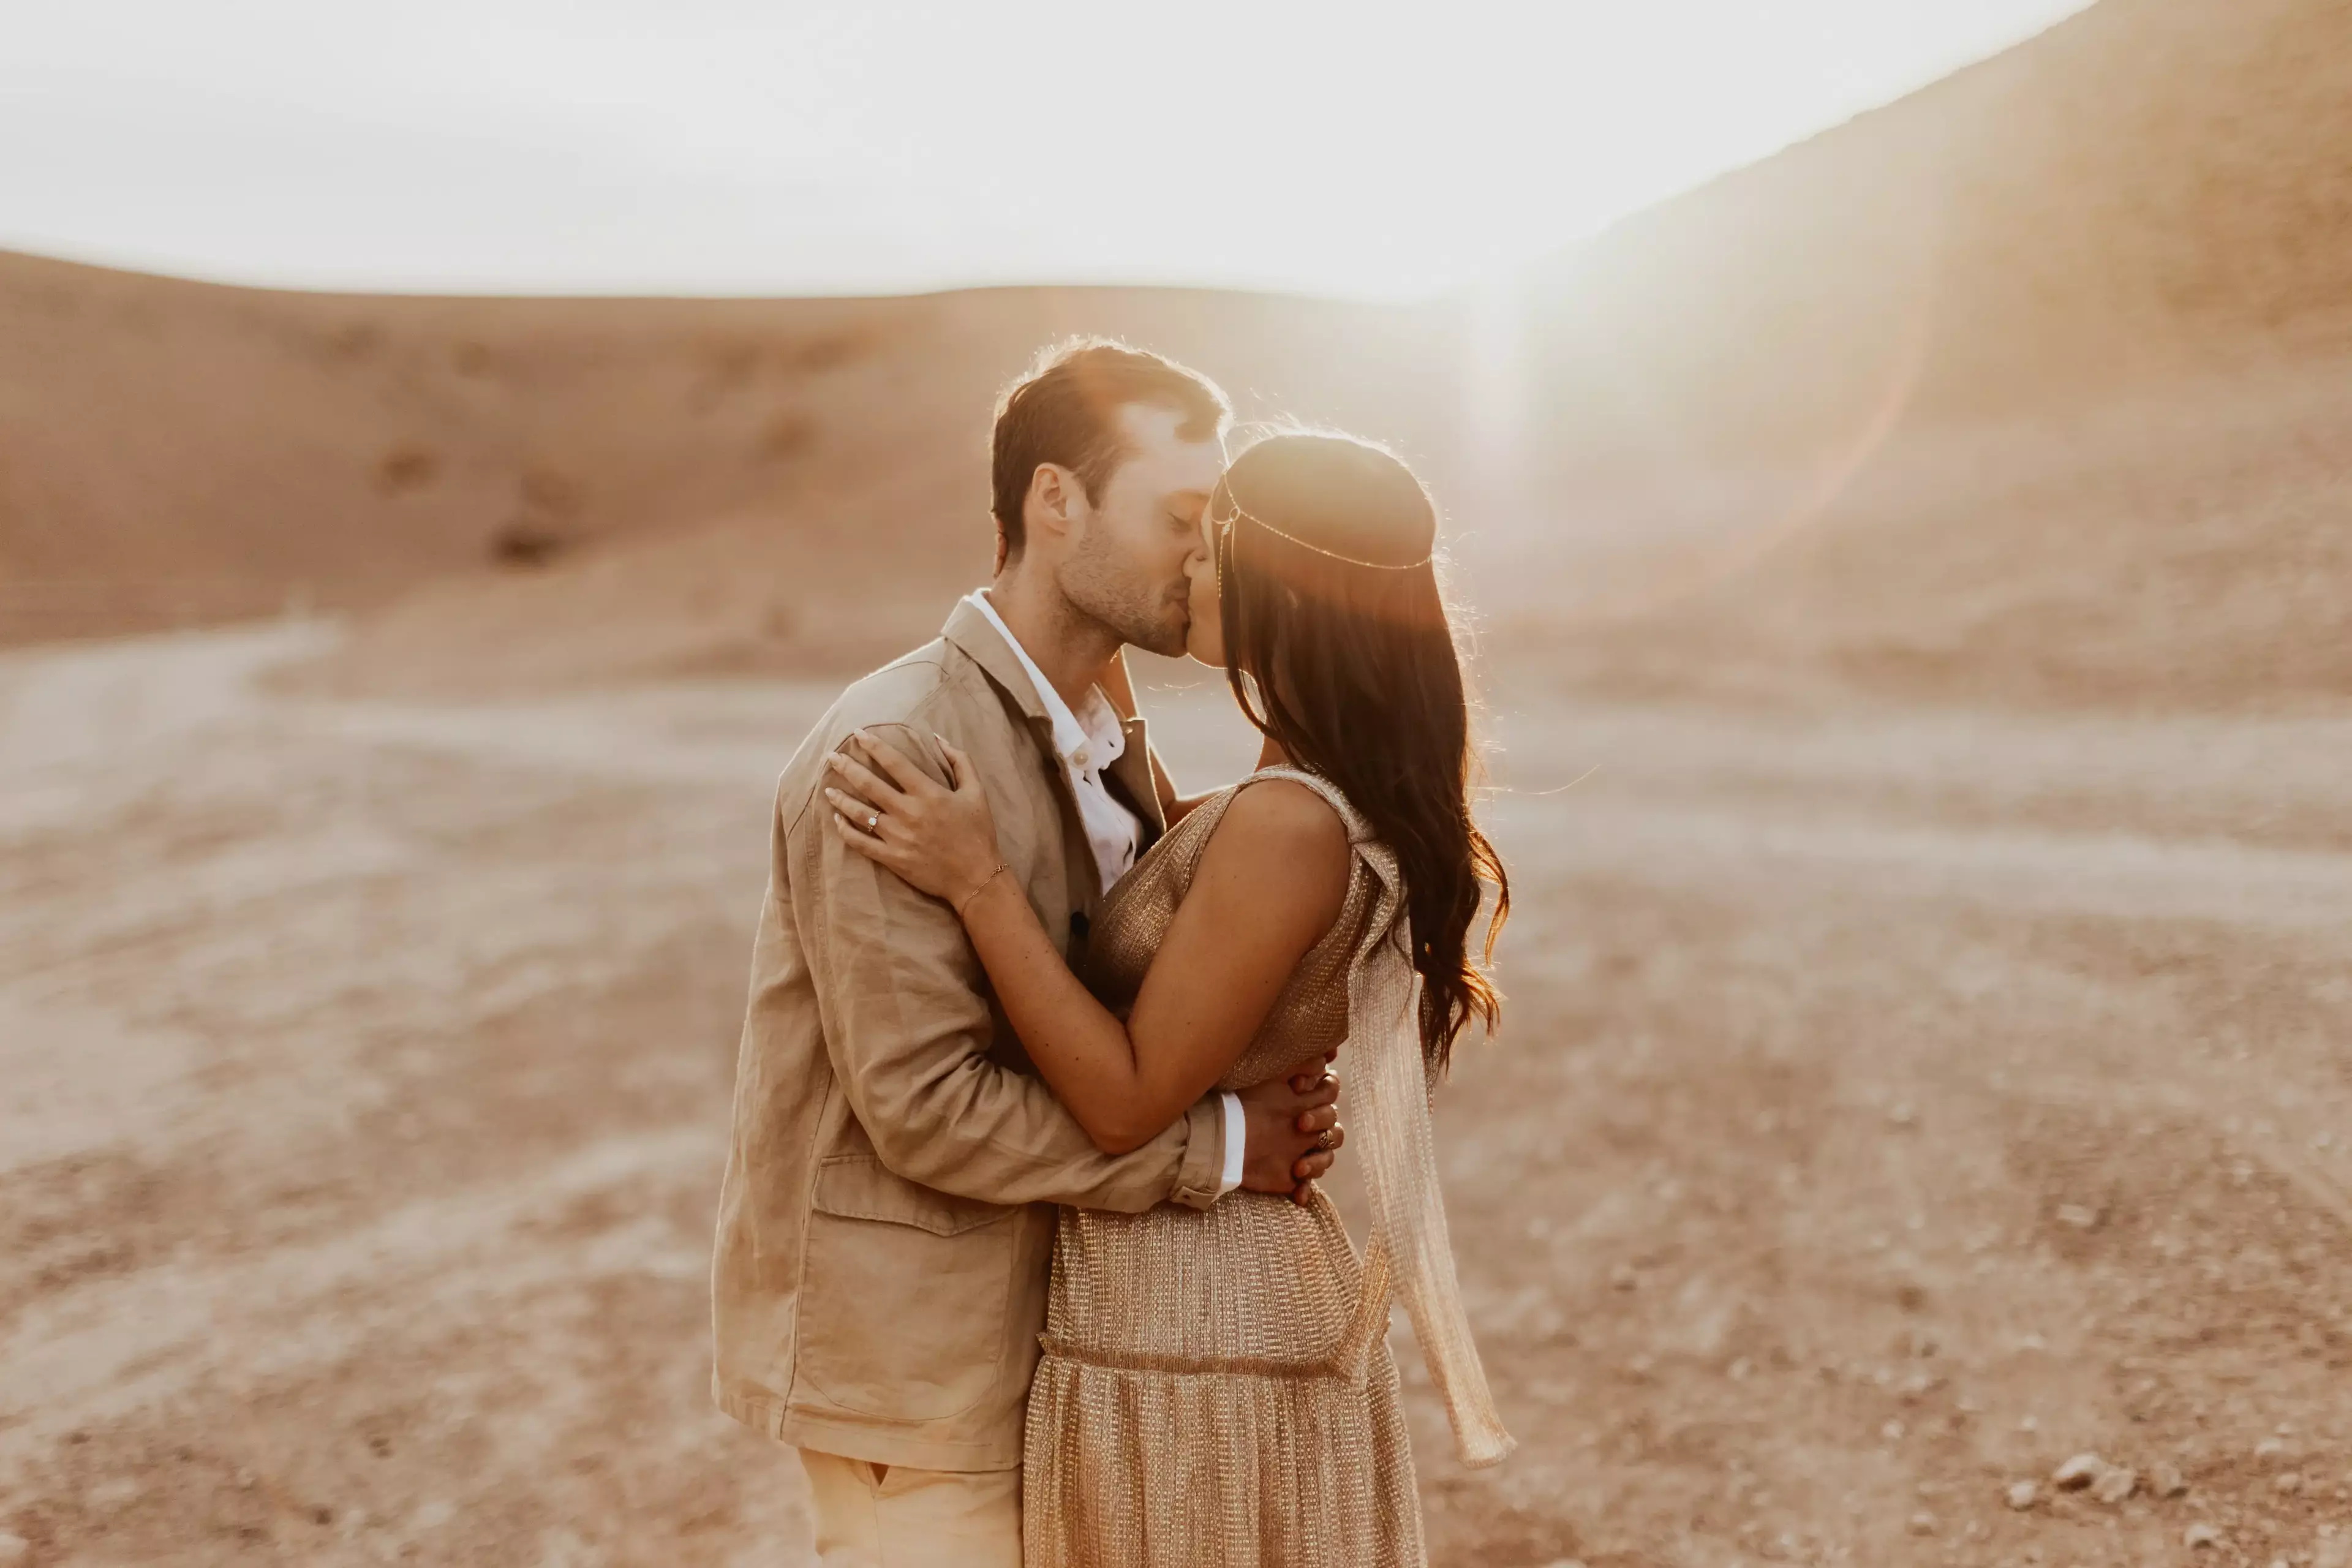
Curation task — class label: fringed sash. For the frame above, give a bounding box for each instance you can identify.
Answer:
[1254,767,1515,1468]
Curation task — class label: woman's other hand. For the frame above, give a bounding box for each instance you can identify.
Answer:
[825,733,1005,908]
[1235,1052,1345,1204]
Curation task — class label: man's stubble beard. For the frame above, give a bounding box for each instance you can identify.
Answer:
[1057,531,1189,658]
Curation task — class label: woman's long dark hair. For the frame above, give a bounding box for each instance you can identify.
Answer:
[1213,431,1507,1072]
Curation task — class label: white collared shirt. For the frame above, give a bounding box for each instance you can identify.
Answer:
[963,589,1139,895]
[963,587,1246,1197]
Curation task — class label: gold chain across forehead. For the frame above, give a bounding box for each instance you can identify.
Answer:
[1213,492,1436,572]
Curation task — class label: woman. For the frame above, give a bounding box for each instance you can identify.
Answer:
[821,431,1512,1566]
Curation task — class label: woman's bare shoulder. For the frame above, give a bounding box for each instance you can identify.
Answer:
[1193,777,1352,931]
[1221,776,1348,845]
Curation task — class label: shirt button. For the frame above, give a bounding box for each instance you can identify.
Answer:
[1071,747,1090,769]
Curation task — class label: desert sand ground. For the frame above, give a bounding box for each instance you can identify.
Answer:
[5,615,2350,1568]
[7,0,2350,1556]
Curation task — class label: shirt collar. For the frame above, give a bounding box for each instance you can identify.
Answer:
[961,590,1126,774]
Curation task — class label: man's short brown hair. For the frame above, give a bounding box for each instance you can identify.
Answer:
[990,339,1230,560]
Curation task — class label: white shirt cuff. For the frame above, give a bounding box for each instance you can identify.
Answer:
[1216,1091,1247,1196]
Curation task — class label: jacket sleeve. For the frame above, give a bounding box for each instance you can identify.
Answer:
[790,722,1227,1213]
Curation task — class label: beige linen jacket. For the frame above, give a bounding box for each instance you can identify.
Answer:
[710,598,1228,1472]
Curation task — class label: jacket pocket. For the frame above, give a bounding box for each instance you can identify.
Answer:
[796,1155,1018,1420]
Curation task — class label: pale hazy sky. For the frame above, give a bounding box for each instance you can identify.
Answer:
[1,1,2094,300]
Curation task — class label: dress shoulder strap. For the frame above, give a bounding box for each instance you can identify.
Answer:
[1233,764,1375,846]
[1129,768,1330,914]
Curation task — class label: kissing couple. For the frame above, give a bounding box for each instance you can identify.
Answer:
[711,339,1513,1567]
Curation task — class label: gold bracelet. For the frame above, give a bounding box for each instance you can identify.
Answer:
[954,862,1010,919]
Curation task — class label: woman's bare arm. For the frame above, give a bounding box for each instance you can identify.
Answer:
[962,780,1348,1151]
[824,739,1348,1154]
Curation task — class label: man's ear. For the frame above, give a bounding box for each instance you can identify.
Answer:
[1024,462,1082,551]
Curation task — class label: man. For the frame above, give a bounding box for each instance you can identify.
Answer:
[710,340,1344,1566]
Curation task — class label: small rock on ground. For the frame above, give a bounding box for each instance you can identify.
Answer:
[2052,1452,2109,1490]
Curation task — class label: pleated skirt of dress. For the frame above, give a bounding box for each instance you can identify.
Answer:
[1020,1188,1425,1568]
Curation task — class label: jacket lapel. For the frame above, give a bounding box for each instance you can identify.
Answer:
[943,597,1052,727]
[941,598,1107,940]
[1105,714,1167,854]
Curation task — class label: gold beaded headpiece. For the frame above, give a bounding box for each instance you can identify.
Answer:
[1211,487,1436,572]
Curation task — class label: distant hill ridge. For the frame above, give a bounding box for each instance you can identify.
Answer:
[3,0,2346,705]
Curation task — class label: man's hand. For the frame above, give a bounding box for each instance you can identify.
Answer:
[1234,1051,1346,1205]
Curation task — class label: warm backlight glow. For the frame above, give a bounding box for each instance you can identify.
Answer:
[4,1,2091,298]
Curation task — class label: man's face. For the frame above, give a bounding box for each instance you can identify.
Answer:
[1055,402,1222,657]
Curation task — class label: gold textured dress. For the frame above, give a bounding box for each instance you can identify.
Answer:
[1022,767,1512,1568]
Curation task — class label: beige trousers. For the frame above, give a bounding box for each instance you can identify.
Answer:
[797,1450,1022,1568]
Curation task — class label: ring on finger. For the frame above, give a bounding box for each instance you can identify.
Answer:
[1314,1128,1338,1152]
